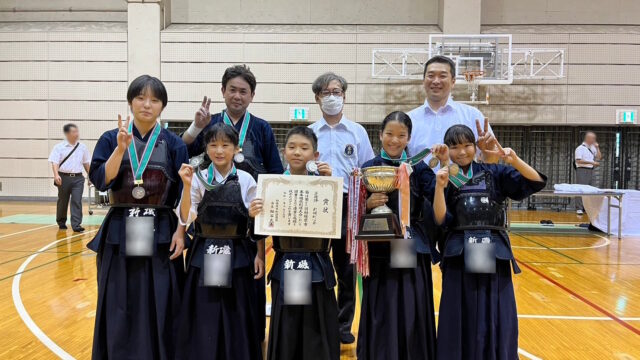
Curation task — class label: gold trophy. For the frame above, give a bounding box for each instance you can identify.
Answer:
[356,166,403,241]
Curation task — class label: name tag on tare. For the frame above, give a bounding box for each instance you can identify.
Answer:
[125,207,156,257]
[283,256,312,305]
[464,230,496,274]
[203,240,233,288]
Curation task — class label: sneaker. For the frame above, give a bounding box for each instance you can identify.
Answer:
[576,210,584,215]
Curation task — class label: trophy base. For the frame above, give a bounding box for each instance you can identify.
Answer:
[356,213,403,242]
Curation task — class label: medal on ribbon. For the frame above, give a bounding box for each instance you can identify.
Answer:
[448,165,473,188]
[222,110,251,164]
[127,121,161,200]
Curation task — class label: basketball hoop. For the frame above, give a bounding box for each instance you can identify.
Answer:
[463,70,484,102]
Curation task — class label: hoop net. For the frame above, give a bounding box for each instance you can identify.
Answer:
[463,70,484,94]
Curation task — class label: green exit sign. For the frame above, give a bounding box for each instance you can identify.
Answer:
[289,107,309,121]
[616,109,637,124]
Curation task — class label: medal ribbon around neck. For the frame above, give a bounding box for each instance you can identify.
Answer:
[127,121,161,185]
[448,165,473,188]
[222,110,251,150]
[195,163,237,191]
[380,147,431,166]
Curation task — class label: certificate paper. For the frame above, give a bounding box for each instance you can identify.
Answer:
[255,175,343,239]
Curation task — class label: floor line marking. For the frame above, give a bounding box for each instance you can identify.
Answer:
[0,234,90,267]
[12,230,97,359]
[513,233,583,263]
[518,260,640,336]
[517,314,640,321]
[0,224,57,239]
[513,234,611,251]
[518,348,543,360]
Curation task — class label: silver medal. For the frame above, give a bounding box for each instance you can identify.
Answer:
[189,153,204,168]
[428,157,440,168]
[306,161,318,173]
[234,152,245,163]
[132,186,146,199]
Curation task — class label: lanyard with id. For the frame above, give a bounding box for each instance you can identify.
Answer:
[124,207,156,257]
[464,230,496,274]
[282,253,312,305]
[201,239,234,287]
[222,110,251,164]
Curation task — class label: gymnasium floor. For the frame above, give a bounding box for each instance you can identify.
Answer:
[0,201,638,359]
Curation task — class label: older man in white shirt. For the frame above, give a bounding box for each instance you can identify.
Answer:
[48,123,90,232]
[407,55,500,164]
[309,72,375,344]
[574,131,602,214]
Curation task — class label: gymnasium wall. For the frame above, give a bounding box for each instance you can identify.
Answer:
[0,22,128,198]
[0,0,639,197]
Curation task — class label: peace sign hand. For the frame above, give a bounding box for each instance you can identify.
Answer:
[194,96,211,129]
[116,114,133,152]
[475,118,494,152]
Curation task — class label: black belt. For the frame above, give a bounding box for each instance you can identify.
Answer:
[59,172,83,177]
[275,237,331,253]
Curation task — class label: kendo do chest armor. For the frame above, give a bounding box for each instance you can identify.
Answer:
[451,170,507,231]
[109,136,176,207]
[194,176,249,240]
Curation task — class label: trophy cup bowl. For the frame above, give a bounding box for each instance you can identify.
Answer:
[361,166,398,214]
[357,166,402,241]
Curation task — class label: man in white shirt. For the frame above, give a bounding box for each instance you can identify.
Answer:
[574,131,602,214]
[48,123,91,232]
[309,72,375,344]
[407,55,501,164]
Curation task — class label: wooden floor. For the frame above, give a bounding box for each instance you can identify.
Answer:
[0,201,639,359]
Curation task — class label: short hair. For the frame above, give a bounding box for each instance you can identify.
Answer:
[285,126,318,151]
[222,65,257,93]
[443,124,476,147]
[63,123,77,133]
[423,55,456,79]
[127,75,168,108]
[381,111,412,136]
[203,122,239,147]
[312,72,348,95]
[584,131,596,139]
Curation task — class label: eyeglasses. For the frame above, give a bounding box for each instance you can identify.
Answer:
[320,89,344,97]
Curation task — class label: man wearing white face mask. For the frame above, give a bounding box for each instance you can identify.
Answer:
[309,72,375,344]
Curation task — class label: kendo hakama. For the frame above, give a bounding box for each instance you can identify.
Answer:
[88,126,188,360]
[436,162,546,360]
[267,237,339,360]
[357,156,438,360]
[175,171,263,360]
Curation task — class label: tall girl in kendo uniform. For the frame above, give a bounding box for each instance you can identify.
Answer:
[175,122,265,360]
[433,124,547,360]
[257,126,340,360]
[357,111,438,360]
[88,75,188,359]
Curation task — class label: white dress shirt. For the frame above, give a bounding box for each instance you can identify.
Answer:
[575,143,598,169]
[178,167,256,226]
[48,141,91,173]
[407,97,490,166]
[309,116,375,192]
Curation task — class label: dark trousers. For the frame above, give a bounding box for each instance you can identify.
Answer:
[575,167,595,210]
[332,194,355,334]
[56,174,84,228]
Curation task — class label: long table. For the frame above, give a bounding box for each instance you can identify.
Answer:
[507,190,625,239]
